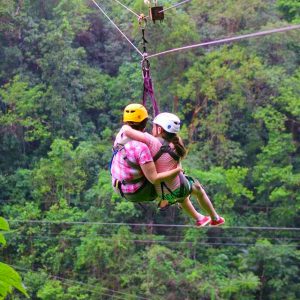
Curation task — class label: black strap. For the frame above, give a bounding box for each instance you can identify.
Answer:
[111,143,145,197]
[112,143,140,169]
[113,179,124,197]
[153,139,180,162]
[160,173,186,202]
[122,177,145,184]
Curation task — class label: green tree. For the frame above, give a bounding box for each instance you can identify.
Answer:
[277,0,300,22]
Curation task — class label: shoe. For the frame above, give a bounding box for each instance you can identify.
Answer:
[196,216,211,227]
[210,216,225,227]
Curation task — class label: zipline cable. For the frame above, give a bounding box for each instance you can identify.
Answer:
[7,230,300,239]
[147,24,300,59]
[91,0,143,56]
[6,234,300,247]
[110,0,140,18]
[159,0,192,13]
[0,199,292,210]
[1,201,292,211]
[7,232,300,242]
[9,219,300,230]
[13,265,149,300]
[4,236,256,247]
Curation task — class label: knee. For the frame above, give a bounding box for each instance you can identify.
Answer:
[193,181,204,194]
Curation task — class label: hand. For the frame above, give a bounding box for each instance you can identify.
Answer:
[177,166,183,173]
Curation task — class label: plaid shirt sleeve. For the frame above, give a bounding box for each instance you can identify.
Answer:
[135,143,153,165]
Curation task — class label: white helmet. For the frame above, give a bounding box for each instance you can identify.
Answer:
[153,112,181,133]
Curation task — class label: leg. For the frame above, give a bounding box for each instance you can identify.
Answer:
[191,181,219,219]
[180,196,204,220]
[180,197,211,227]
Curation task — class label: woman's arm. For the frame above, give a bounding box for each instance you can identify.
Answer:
[122,125,148,145]
[141,162,181,185]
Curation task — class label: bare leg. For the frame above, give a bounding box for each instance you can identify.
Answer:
[180,196,205,220]
[191,181,219,219]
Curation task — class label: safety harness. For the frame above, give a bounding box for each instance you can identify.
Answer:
[110,138,189,203]
[153,138,188,204]
[110,142,145,197]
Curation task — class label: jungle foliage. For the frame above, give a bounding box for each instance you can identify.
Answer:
[0,0,299,299]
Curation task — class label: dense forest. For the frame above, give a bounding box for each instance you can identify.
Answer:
[0,0,300,299]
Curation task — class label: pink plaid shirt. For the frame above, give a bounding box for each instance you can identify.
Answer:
[111,129,153,194]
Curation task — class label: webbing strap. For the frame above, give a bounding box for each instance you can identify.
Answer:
[111,143,145,196]
[123,177,145,184]
[153,139,180,162]
[142,60,159,117]
[160,173,186,202]
[113,144,140,169]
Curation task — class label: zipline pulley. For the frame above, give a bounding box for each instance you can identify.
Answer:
[145,0,164,23]
[150,6,164,23]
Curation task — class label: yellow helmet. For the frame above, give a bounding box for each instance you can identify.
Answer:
[123,103,148,123]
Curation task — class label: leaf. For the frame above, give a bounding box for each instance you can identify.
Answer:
[0,263,29,298]
[0,217,9,231]
[0,234,6,246]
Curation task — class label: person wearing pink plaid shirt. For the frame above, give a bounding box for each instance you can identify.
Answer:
[111,104,182,202]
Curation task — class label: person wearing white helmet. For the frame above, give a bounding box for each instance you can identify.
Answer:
[122,111,225,227]
[153,112,181,134]
[110,104,182,203]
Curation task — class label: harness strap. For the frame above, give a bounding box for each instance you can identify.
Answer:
[111,143,145,198]
[122,177,145,184]
[113,179,124,197]
[112,144,140,169]
[142,59,159,117]
[114,177,148,199]
[153,139,180,162]
[123,155,140,169]
[160,172,186,201]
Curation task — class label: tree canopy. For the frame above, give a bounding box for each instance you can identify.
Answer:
[0,0,299,299]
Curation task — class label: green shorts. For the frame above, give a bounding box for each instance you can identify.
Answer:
[124,180,157,202]
[163,175,194,205]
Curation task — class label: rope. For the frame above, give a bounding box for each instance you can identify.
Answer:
[147,24,300,59]
[159,0,192,13]
[91,0,143,56]
[110,0,140,18]
[9,219,300,230]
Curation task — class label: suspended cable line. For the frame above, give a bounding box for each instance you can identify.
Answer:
[5,235,254,247]
[9,219,300,230]
[147,24,300,59]
[7,234,300,247]
[7,232,300,242]
[91,0,143,56]
[159,0,192,13]
[13,265,149,300]
[52,275,149,300]
[110,0,140,18]
[0,199,290,210]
